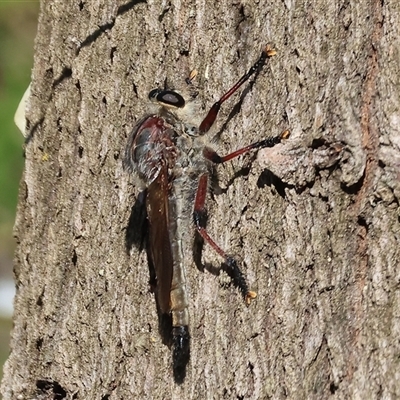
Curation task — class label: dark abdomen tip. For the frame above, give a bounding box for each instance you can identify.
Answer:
[172,325,190,384]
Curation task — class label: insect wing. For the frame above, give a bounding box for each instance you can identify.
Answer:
[123,116,149,173]
[146,165,173,314]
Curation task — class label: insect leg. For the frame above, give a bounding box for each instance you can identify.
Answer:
[193,173,256,305]
[203,130,290,164]
[199,45,276,134]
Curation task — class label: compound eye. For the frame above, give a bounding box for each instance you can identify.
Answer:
[148,89,185,108]
[148,89,161,101]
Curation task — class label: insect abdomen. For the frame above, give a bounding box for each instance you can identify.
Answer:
[172,325,190,382]
[168,177,195,381]
[168,189,190,328]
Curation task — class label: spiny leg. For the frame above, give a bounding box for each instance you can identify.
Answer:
[193,173,256,305]
[203,129,290,164]
[199,44,276,134]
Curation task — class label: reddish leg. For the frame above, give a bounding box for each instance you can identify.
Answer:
[199,45,276,134]
[193,173,256,305]
[203,129,290,164]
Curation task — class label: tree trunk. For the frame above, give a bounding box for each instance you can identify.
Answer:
[2,0,400,399]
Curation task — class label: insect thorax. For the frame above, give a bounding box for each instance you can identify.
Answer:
[127,104,211,186]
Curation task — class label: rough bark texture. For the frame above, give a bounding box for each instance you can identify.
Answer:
[2,0,400,399]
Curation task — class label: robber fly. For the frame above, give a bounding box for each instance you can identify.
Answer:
[124,44,289,382]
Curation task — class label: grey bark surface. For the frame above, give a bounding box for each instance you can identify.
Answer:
[2,0,400,399]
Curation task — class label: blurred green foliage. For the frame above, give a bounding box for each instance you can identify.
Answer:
[0,316,13,376]
[0,0,39,386]
[0,2,39,270]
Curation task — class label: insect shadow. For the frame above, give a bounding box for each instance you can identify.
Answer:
[125,190,148,252]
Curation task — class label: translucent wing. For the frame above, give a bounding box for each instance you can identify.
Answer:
[146,164,173,314]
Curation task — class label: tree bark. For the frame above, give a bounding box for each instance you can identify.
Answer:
[2,0,400,399]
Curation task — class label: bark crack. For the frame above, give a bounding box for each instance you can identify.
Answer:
[356,0,383,211]
[348,0,384,383]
